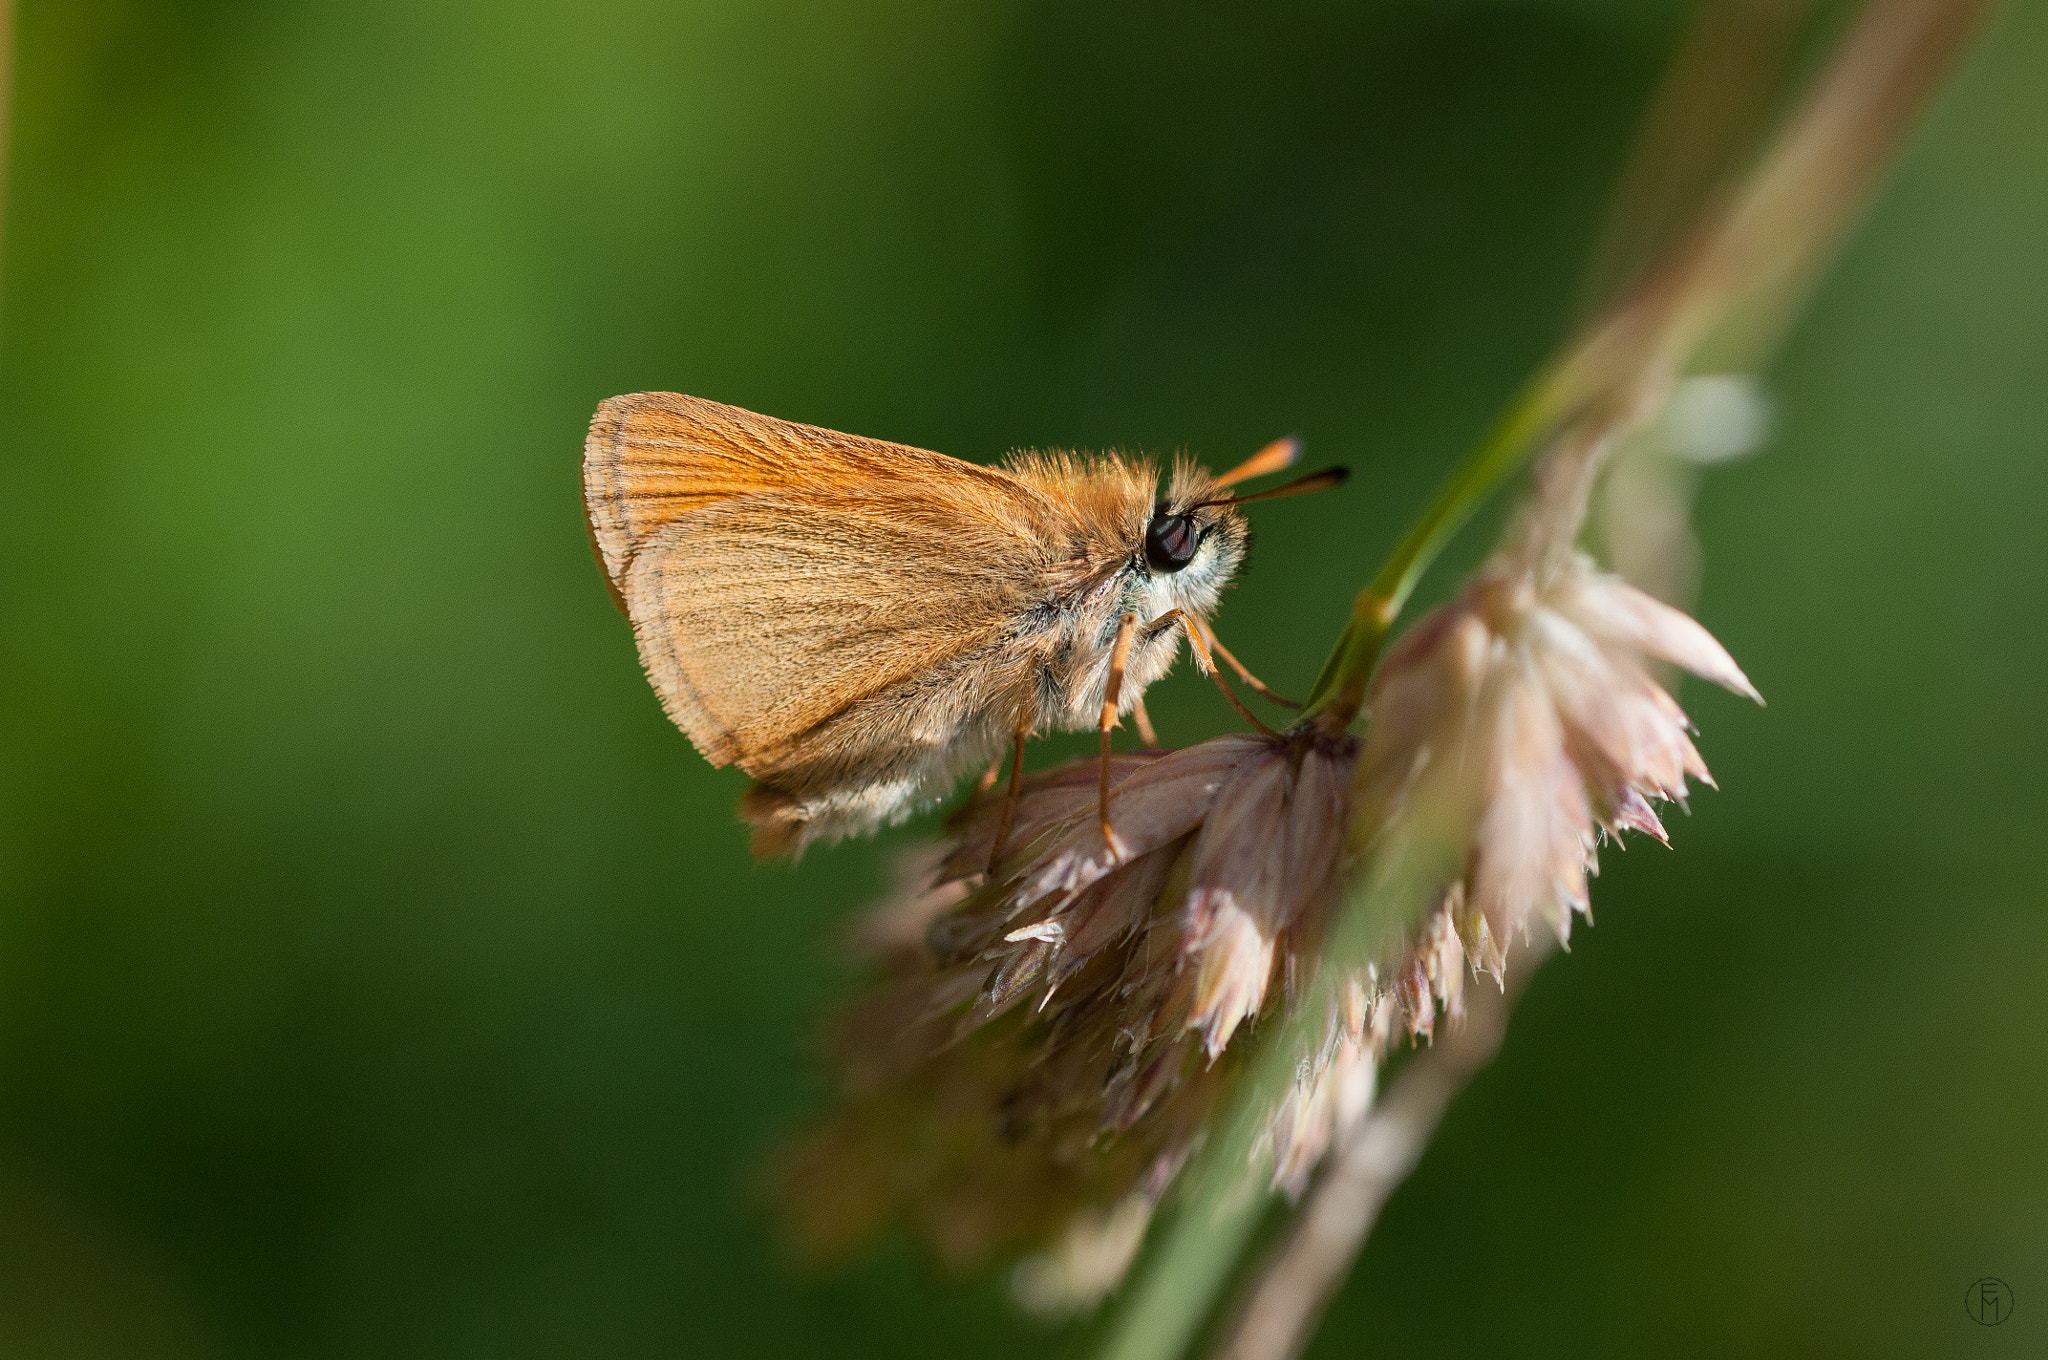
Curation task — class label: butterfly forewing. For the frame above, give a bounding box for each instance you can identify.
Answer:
[583,393,1057,776]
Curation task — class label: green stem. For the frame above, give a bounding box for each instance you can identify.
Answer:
[1101,320,1615,1360]
[1299,364,1575,730]
[1088,350,1588,1360]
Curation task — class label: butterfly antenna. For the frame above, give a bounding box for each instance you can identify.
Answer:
[1195,465,1349,510]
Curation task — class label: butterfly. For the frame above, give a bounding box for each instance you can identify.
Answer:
[584,393,1342,860]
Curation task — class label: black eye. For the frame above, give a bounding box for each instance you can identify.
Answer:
[1144,511,1199,573]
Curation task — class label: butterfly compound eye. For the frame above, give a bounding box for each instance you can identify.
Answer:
[1144,512,1199,573]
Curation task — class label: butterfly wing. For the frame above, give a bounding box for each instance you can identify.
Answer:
[583,393,1059,779]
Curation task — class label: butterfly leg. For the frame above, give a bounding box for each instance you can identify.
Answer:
[1098,612,1141,857]
[985,705,1035,877]
[1144,609,1280,738]
[1200,624,1301,709]
[1132,694,1159,747]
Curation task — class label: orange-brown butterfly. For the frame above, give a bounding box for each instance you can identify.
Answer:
[583,393,1344,860]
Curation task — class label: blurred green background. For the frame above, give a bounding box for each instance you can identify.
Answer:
[1,1,2042,1357]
